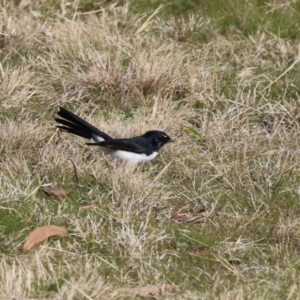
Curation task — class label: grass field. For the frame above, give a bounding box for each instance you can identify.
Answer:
[1,0,300,298]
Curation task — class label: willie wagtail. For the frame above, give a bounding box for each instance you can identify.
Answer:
[55,107,174,164]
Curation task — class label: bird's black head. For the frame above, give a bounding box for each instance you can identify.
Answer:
[143,130,174,151]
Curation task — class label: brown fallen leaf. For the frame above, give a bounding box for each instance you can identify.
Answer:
[23,225,68,252]
[42,187,72,198]
[126,284,175,297]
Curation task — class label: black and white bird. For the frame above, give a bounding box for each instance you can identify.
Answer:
[55,107,174,164]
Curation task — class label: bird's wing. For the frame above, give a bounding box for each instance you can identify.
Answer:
[86,139,149,154]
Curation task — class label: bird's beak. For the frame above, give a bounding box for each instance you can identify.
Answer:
[168,139,175,143]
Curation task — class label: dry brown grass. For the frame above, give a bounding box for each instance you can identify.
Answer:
[1,1,300,299]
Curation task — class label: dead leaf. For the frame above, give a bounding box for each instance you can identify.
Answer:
[23,225,68,252]
[127,284,175,297]
[42,187,72,198]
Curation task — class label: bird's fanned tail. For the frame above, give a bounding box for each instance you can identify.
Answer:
[55,107,112,142]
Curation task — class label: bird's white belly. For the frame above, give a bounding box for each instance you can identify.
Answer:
[110,150,158,164]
